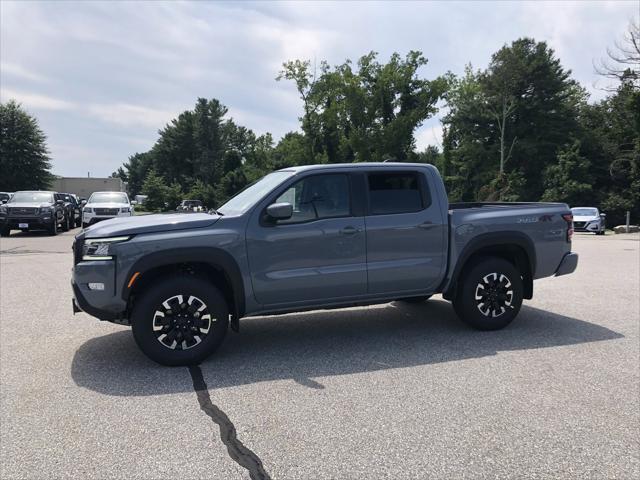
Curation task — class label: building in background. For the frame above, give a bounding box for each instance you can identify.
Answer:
[50,177,127,199]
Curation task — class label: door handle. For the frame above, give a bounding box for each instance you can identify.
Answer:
[417,222,436,229]
[340,226,361,235]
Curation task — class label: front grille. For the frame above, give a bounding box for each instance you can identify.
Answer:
[9,207,38,215]
[574,221,586,229]
[94,208,119,216]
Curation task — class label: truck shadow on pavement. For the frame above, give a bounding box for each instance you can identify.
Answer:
[71,300,623,396]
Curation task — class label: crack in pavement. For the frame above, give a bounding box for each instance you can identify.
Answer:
[188,365,271,480]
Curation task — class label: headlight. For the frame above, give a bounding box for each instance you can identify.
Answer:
[83,207,93,213]
[120,207,131,213]
[82,236,130,261]
[40,206,52,213]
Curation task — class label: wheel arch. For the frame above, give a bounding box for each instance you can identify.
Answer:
[122,247,246,320]
[444,232,535,300]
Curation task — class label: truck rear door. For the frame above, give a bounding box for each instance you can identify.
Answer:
[364,169,447,295]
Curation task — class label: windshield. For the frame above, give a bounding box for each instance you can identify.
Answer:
[217,171,294,215]
[88,192,129,204]
[571,208,598,216]
[10,192,54,203]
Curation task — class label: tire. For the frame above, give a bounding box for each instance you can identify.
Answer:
[396,295,432,304]
[75,216,82,228]
[596,230,605,236]
[131,275,229,366]
[48,219,58,236]
[0,227,10,237]
[452,257,523,331]
[61,215,70,232]
[82,222,88,229]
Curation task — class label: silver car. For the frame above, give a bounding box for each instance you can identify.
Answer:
[571,207,606,235]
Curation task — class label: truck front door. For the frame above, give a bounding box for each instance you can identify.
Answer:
[246,173,367,306]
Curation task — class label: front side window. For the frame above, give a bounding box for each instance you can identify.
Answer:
[368,172,426,215]
[274,174,351,224]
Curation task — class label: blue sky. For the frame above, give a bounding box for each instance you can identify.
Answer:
[1,1,637,177]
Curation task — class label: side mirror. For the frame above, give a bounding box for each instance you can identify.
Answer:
[56,199,64,205]
[131,200,137,206]
[1,200,6,204]
[600,213,606,217]
[81,199,87,205]
[266,202,293,221]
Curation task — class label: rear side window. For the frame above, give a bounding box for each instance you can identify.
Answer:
[274,173,351,224]
[367,172,427,215]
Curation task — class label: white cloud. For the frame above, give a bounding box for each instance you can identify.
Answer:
[85,103,178,129]
[0,88,74,111]
[415,124,444,151]
[1,1,637,176]
[0,62,47,83]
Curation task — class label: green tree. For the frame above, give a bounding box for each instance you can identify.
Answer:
[278,51,449,164]
[443,39,584,201]
[0,100,53,191]
[541,141,593,205]
[141,169,168,212]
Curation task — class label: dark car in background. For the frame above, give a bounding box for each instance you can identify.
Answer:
[0,191,66,236]
[176,199,205,212]
[0,192,13,204]
[58,193,82,228]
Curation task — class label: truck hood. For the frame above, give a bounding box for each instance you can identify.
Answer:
[83,212,221,237]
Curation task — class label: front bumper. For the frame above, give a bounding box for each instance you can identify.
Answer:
[71,259,128,322]
[555,252,579,276]
[1,215,54,229]
[573,221,603,232]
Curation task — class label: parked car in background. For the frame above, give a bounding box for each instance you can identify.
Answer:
[82,191,133,228]
[176,199,205,212]
[56,193,81,229]
[0,190,66,236]
[72,163,578,365]
[571,207,606,235]
[0,192,13,204]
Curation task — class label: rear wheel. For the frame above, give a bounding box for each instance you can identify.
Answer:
[131,275,229,366]
[452,257,523,331]
[75,216,82,228]
[61,215,70,232]
[0,226,10,237]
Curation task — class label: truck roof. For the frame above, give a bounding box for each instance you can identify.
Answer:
[280,162,435,173]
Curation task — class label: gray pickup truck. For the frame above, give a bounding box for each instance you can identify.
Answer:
[72,163,578,365]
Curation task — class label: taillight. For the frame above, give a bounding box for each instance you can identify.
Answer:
[562,213,573,242]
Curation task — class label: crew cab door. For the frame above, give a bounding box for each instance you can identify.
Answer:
[364,169,447,295]
[246,172,367,306]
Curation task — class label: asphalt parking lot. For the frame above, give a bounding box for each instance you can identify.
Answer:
[1,229,638,479]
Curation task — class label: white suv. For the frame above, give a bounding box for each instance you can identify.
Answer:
[82,191,134,228]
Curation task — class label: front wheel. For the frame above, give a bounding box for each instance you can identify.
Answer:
[452,257,523,331]
[61,215,70,232]
[0,226,10,237]
[48,220,58,236]
[131,275,229,366]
